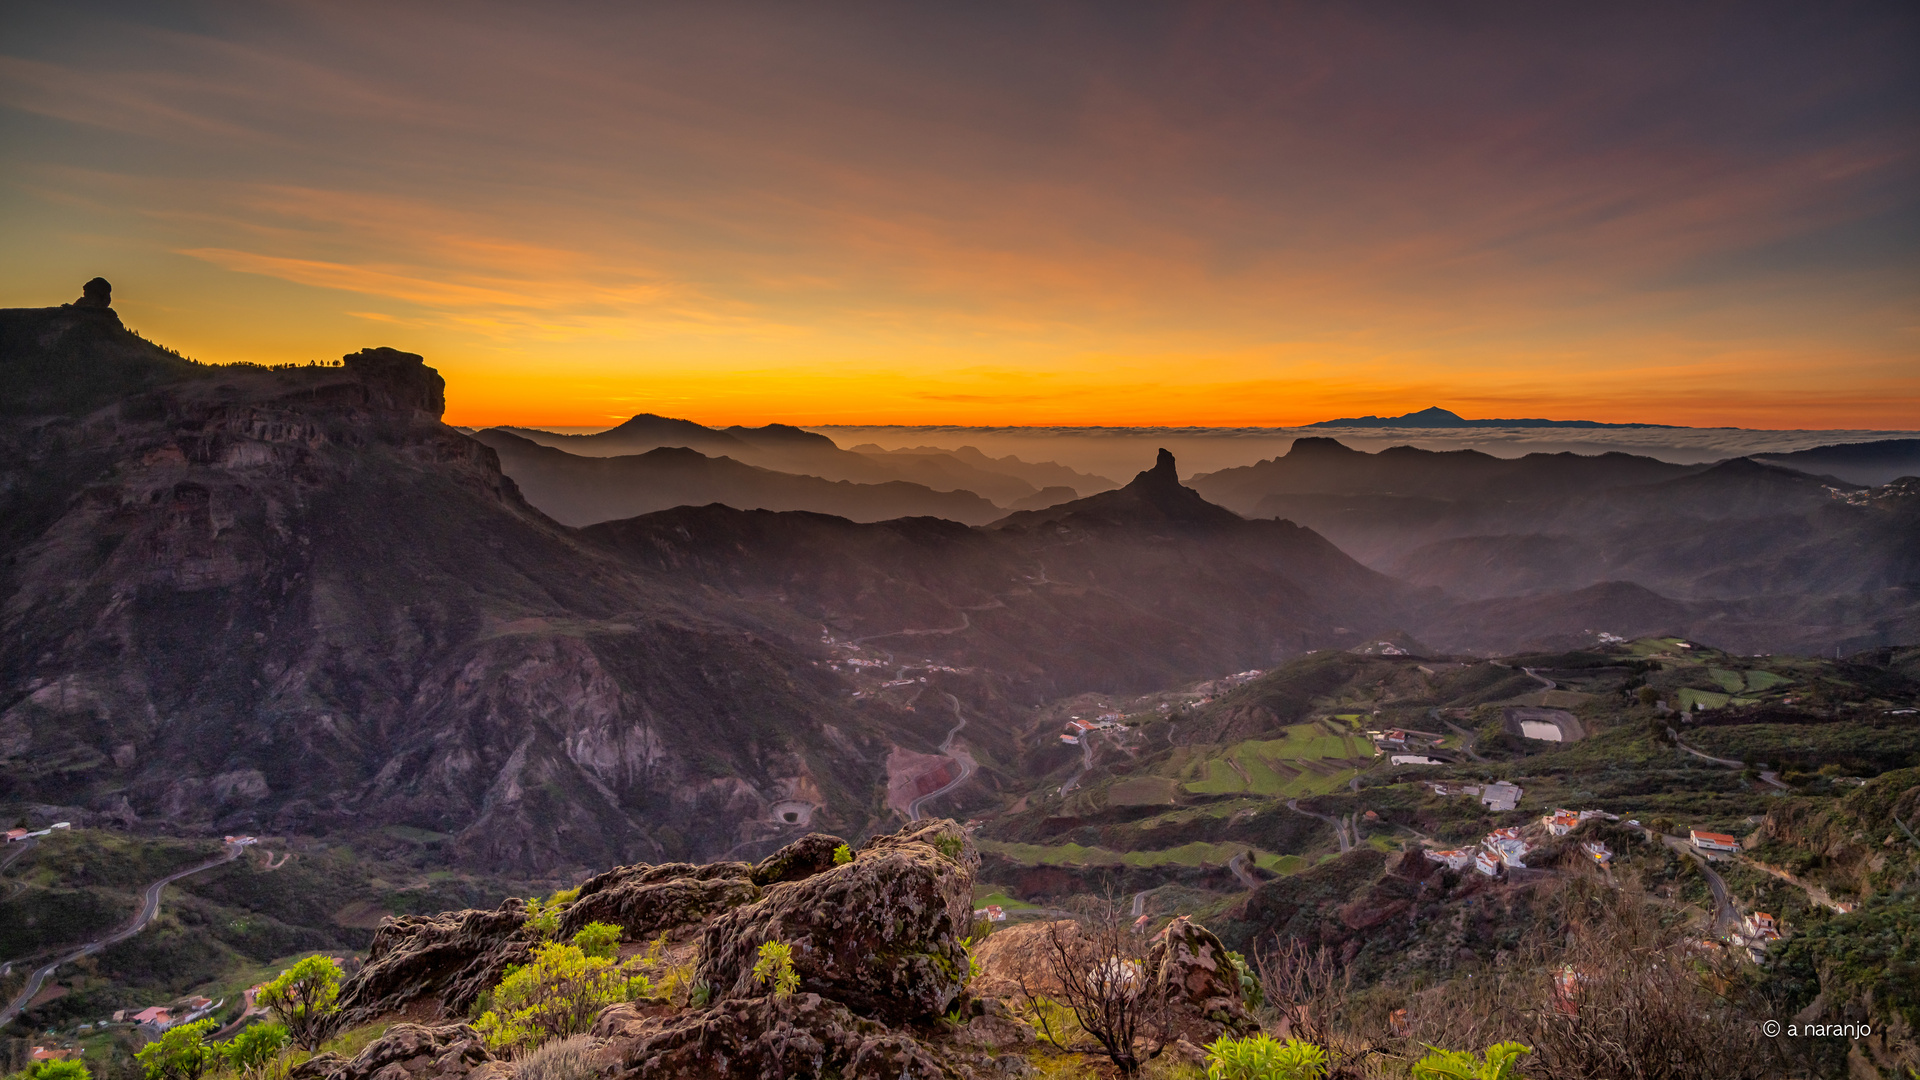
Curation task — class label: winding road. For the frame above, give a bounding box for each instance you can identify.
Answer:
[1662,835,1735,935]
[908,694,975,820]
[1439,716,1488,763]
[1287,799,1353,853]
[1225,851,1262,890]
[1669,729,1791,790]
[0,843,244,1026]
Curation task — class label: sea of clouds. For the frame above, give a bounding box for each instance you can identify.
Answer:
[804,425,1920,482]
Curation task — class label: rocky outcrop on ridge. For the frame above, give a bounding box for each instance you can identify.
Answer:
[321,823,1068,1080]
[697,820,979,1026]
[334,900,537,1025]
[299,1023,508,1080]
[558,859,761,943]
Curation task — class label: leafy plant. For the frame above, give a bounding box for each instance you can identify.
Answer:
[752,940,801,998]
[570,921,622,961]
[1203,1033,1327,1080]
[832,844,853,865]
[473,941,651,1052]
[1410,1042,1532,1080]
[958,935,984,983]
[21,1061,92,1080]
[1224,950,1262,1010]
[258,955,343,1051]
[135,1019,219,1080]
[1022,994,1083,1051]
[524,895,565,942]
[220,1022,289,1076]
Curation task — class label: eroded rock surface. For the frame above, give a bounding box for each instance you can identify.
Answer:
[559,860,759,943]
[1150,915,1253,1040]
[697,819,979,1025]
[301,1023,508,1080]
[335,901,534,1023]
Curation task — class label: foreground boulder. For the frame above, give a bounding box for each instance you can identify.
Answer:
[1151,916,1254,1040]
[968,919,1074,1001]
[698,820,979,1026]
[298,1023,508,1080]
[335,902,535,1023]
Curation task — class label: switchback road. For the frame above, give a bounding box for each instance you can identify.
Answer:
[0,843,243,1026]
[909,694,975,820]
[1287,799,1353,853]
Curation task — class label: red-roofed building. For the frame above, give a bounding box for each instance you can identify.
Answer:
[1690,830,1740,853]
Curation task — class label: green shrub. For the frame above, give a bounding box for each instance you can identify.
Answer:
[1203,1033,1326,1080]
[473,941,649,1052]
[751,940,800,998]
[258,955,342,1050]
[523,896,564,942]
[135,1019,219,1080]
[832,844,853,866]
[220,1022,289,1075]
[570,921,622,961]
[21,1061,92,1080]
[1410,1042,1532,1080]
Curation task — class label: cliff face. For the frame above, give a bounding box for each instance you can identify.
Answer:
[0,311,889,872]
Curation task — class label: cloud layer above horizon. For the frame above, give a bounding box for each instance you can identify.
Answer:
[2,1,1915,427]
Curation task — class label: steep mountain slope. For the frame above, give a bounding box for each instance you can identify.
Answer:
[473,429,1003,525]
[584,449,1420,699]
[0,294,910,874]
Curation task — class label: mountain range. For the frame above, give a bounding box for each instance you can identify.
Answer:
[3,281,1916,877]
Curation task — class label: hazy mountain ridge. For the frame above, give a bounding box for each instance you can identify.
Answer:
[496,413,1099,505]
[473,428,1006,526]
[1192,437,1920,654]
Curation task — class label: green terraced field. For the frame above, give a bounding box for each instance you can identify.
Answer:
[1745,670,1792,692]
[1677,687,1733,710]
[1175,724,1366,796]
[1710,668,1747,693]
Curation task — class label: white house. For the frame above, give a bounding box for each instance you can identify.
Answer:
[1689,829,1740,853]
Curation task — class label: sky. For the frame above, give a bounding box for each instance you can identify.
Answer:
[2,1,1916,429]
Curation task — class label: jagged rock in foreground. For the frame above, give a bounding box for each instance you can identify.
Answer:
[558,859,761,943]
[323,823,1245,1079]
[334,901,537,1025]
[1150,916,1256,1041]
[296,1023,509,1080]
[698,820,979,1025]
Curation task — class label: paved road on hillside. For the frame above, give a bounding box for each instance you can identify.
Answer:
[1439,717,1488,763]
[909,693,974,820]
[1287,799,1352,853]
[1663,836,1735,935]
[1059,728,1096,797]
[0,844,243,1027]
[1226,851,1262,890]
[1669,729,1790,790]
